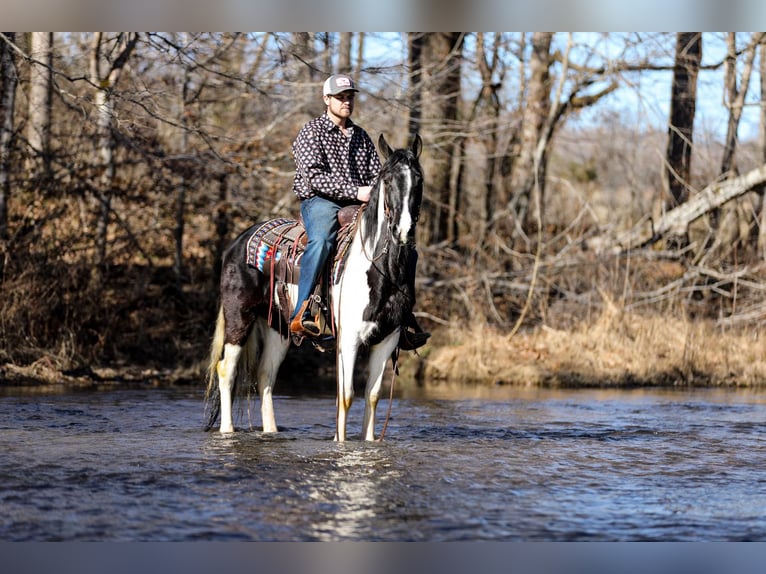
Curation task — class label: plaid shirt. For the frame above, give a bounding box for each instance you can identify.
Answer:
[292,113,381,202]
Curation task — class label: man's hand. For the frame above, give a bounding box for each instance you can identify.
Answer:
[356,186,372,203]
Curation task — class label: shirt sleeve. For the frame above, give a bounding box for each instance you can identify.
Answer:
[292,125,359,201]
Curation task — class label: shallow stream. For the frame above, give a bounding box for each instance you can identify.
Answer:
[2,384,765,540]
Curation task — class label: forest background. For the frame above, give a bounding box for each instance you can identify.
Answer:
[2,31,766,390]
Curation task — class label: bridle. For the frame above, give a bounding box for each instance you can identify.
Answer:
[360,154,421,264]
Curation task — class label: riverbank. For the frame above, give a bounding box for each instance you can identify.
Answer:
[3,304,766,390]
[409,304,766,388]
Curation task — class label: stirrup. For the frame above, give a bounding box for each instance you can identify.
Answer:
[310,335,336,353]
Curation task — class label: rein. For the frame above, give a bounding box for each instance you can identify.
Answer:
[378,348,399,441]
[359,190,392,265]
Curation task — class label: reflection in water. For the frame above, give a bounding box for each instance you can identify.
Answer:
[304,447,396,540]
[1,384,766,540]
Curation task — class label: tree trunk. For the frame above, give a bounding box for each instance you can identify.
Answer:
[174,62,191,282]
[720,33,760,178]
[355,33,365,79]
[89,32,138,276]
[407,32,464,246]
[0,32,17,243]
[407,33,422,141]
[758,37,766,257]
[506,32,553,239]
[465,32,505,248]
[338,33,352,74]
[291,33,314,82]
[711,33,761,258]
[665,32,701,209]
[26,32,53,180]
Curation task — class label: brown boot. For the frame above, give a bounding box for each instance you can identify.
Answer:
[290,301,321,337]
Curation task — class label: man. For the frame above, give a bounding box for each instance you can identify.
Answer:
[289,73,429,350]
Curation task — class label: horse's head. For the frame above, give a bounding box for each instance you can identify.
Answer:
[376,133,423,246]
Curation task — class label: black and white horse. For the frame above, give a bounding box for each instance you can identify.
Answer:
[205,134,423,441]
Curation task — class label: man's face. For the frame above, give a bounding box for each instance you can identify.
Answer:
[325,90,356,120]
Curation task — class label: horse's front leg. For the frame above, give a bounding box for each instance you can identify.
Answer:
[362,331,400,441]
[336,337,359,442]
[217,343,242,433]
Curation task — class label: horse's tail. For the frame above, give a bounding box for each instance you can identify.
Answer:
[204,305,226,430]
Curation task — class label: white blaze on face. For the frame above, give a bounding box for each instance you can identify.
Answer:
[375,181,387,247]
[395,169,413,244]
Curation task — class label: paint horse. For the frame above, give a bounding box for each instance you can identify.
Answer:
[205,134,423,441]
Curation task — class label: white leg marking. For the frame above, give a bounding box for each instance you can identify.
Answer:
[218,343,242,433]
[257,320,289,433]
[336,333,358,443]
[333,228,373,442]
[362,331,399,441]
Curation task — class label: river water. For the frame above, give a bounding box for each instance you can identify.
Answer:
[1,383,765,541]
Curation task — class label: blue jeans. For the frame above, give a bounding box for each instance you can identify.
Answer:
[291,195,341,319]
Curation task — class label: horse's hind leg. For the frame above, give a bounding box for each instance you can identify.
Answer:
[362,332,400,441]
[254,319,290,433]
[217,343,242,433]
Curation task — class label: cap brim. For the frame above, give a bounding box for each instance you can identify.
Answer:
[326,88,359,96]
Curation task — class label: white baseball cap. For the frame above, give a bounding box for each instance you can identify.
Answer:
[323,74,359,96]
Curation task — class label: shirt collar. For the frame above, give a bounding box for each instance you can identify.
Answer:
[321,113,355,133]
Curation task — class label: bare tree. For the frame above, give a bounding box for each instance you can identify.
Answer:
[457,32,510,248]
[26,32,54,180]
[505,32,553,239]
[290,32,315,82]
[758,35,766,257]
[408,32,464,246]
[709,32,763,259]
[174,40,192,282]
[355,33,365,79]
[0,32,17,243]
[720,33,762,178]
[89,32,139,275]
[665,32,701,210]
[338,33,352,74]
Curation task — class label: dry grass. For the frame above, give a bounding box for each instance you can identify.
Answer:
[420,299,766,388]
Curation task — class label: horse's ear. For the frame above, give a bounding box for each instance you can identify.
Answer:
[378,134,393,160]
[410,133,422,159]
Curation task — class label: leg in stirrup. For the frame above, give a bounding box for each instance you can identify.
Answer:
[399,313,431,351]
[398,248,430,351]
[290,196,339,338]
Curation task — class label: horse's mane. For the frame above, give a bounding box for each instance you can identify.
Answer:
[361,145,418,253]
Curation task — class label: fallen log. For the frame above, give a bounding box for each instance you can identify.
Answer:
[587,162,766,254]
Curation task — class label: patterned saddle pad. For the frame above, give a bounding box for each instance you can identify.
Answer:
[244,205,362,284]
[245,218,304,273]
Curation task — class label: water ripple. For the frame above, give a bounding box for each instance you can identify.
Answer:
[1,386,765,540]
